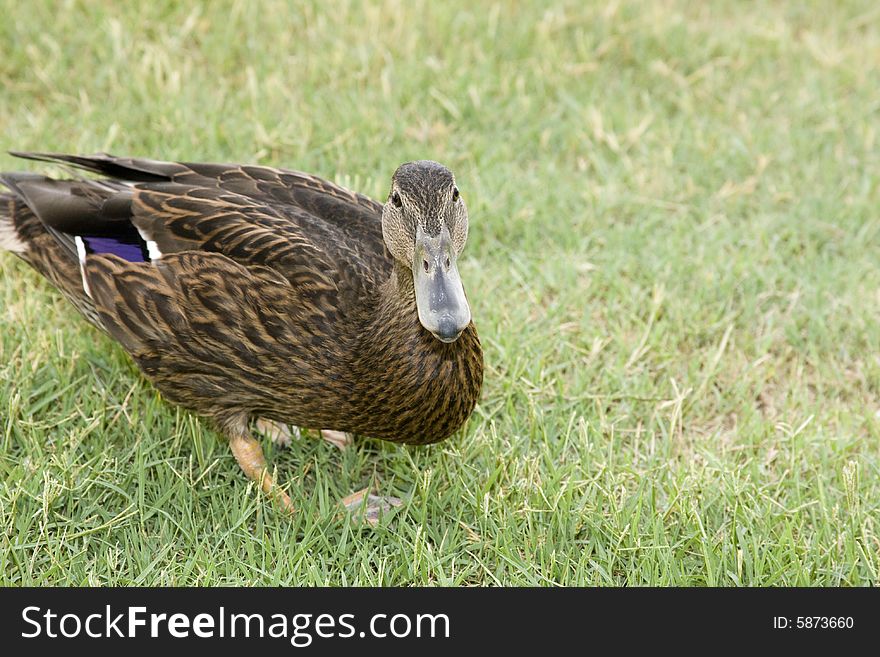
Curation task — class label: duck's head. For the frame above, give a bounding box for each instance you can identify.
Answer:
[382,160,471,343]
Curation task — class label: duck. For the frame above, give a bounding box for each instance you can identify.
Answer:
[0,151,483,519]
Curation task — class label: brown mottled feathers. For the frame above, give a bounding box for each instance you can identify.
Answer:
[0,152,483,446]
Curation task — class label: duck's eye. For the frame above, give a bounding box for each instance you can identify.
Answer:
[423,259,430,273]
[445,256,450,268]
[391,192,402,208]
[452,187,460,202]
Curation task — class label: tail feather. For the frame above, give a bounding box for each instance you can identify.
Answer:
[0,188,103,328]
[0,194,28,253]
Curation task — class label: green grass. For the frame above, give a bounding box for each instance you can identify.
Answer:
[1,0,879,585]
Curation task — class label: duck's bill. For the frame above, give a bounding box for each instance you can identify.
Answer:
[413,226,471,343]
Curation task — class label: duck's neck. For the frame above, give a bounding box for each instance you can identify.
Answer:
[347,261,483,444]
[382,260,419,317]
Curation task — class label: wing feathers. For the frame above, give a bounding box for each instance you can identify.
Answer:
[3,152,391,377]
[82,252,310,393]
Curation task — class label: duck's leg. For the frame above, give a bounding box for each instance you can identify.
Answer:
[341,488,403,526]
[320,429,353,449]
[256,419,352,450]
[248,419,399,524]
[315,430,399,524]
[223,417,293,513]
[255,418,301,447]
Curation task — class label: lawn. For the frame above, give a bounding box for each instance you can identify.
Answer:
[1,0,878,585]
